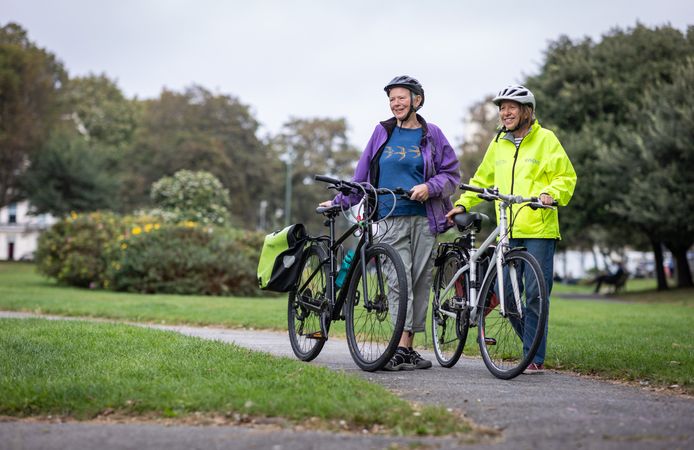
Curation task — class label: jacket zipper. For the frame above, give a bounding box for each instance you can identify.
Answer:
[509,138,522,239]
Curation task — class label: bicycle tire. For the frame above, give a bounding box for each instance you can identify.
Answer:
[431,250,469,368]
[287,243,328,361]
[344,243,407,371]
[477,249,548,379]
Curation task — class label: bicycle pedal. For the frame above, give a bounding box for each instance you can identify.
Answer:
[306,331,326,340]
[483,337,497,345]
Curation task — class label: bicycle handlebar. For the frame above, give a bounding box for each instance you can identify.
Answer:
[459,183,556,209]
[314,174,340,184]
[315,174,363,196]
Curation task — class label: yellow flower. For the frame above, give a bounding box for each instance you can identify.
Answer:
[144,223,153,233]
[154,223,161,230]
[132,226,142,235]
[121,243,128,250]
[70,211,78,220]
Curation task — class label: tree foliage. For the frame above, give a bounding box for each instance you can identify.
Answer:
[122,85,277,225]
[0,22,66,207]
[525,24,694,288]
[459,95,497,183]
[272,117,360,230]
[61,74,139,151]
[20,130,119,216]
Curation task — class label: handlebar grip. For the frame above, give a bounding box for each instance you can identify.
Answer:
[314,174,340,185]
[530,201,558,210]
[460,183,486,194]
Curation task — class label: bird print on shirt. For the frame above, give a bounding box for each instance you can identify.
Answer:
[384,145,421,160]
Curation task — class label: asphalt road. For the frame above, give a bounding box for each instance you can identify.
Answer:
[1,312,692,450]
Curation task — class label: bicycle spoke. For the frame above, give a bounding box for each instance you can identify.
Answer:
[431,251,468,368]
[478,250,548,379]
[345,244,407,371]
[288,244,327,361]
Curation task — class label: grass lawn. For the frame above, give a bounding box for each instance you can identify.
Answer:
[0,318,468,436]
[1,262,692,394]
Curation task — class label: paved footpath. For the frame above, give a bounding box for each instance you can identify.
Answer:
[1,311,692,450]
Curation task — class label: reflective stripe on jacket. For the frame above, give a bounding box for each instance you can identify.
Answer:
[454,120,576,239]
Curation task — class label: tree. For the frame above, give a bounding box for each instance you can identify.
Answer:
[273,117,360,230]
[457,96,498,234]
[607,58,694,287]
[123,85,277,226]
[20,130,118,216]
[150,170,232,225]
[525,24,694,288]
[459,96,497,183]
[61,74,139,151]
[0,22,66,207]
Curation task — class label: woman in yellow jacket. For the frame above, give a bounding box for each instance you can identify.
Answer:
[446,85,577,373]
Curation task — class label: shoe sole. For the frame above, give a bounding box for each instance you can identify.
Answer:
[383,363,416,371]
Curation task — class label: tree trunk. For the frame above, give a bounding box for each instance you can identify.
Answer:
[650,238,668,291]
[665,243,694,288]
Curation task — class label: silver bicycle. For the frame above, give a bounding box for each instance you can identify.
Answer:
[431,183,554,379]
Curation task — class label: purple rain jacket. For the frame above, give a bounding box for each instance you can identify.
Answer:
[333,114,460,234]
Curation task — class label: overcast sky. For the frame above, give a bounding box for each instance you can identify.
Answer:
[3,1,693,147]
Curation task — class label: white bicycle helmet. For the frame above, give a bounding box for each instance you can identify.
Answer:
[492,85,535,110]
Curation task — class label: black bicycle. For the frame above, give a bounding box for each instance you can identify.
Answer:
[287,175,409,371]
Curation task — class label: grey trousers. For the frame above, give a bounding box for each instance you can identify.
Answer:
[378,216,436,333]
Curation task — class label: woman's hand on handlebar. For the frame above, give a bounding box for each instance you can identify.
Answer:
[409,184,429,203]
[445,206,466,225]
[539,193,555,206]
[318,200,333,208]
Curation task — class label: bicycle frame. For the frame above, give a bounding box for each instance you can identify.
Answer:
[438,199,525,324]
[294,193,384,325]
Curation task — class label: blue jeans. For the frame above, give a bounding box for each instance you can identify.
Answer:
[506,238,556,364]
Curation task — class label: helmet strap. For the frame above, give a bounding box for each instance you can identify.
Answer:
[397,92,419,127]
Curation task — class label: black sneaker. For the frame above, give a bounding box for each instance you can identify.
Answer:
[408,348,432,370]
[383,347,415,371]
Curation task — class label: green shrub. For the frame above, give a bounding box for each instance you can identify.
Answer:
[36,211,129,288]
[109,223,265,296]
[150,170,232,226]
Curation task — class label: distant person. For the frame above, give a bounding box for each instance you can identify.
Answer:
[594,263,626,293]
[320,75,460,371]
[445,85,577,374]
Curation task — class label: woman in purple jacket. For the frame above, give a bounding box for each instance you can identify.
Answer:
[321,75,460,370]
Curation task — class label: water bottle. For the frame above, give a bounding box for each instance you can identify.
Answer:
[335,249,355,289]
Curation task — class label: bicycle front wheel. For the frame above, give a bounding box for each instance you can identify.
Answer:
[431,250,469,368]
[288,243,328,362]
[477,249,548,379]
[345,243,407,372]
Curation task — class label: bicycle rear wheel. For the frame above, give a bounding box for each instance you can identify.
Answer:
[288,243,328,361]
[345,243,407,371]
[431,250,469,368]
[477,249,548,379]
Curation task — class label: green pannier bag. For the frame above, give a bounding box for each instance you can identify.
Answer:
[257,224,308,292]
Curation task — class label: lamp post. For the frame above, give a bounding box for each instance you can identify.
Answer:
[281,143,296,228]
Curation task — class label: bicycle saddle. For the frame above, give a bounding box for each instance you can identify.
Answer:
[453,212,488,232]
[316,204,342,217]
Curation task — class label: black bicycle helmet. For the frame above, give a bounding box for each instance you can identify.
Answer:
[384,75,425,109]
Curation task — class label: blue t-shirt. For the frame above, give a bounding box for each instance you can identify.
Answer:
[377,127,426,218]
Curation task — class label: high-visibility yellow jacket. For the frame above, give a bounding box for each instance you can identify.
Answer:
[454,120,577,239]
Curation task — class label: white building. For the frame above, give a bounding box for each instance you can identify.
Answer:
[0,201,56,261]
